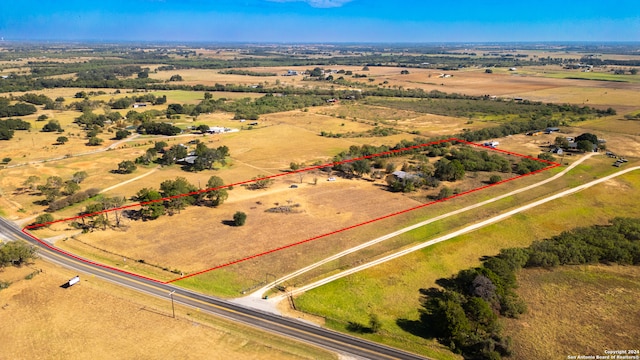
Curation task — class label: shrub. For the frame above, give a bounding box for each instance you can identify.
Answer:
[233,211,247,226]
[34,213,54,227]
[488,175,502,184]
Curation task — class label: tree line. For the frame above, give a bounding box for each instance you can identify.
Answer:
[166,92,334,120]
[0,118,31,140]
[415,217,640,360]
[0,97,37,118]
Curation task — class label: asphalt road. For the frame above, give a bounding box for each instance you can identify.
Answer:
[0,217,427,360]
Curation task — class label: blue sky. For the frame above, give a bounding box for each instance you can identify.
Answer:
[0,0,638,42]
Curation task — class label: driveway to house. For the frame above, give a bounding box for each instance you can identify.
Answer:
[236,153,606,311]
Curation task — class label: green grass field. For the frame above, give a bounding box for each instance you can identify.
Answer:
[294,169,640,359]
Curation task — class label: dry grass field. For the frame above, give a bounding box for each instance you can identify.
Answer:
[2,46,640,360]
[61,175,423,274]
[0,260,335,360]
[31,140,553,289]
[504,265,640,360]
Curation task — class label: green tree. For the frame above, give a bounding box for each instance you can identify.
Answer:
[87,137,104,146]
[233,211,247,226]
[250,174,274,190]
[83,202,109,231]
[117,160,137,174]
[465,297,498,335]
[106,111,123,121]
[196,124,209,133]
[0,241,37,268]
[434,159,465,181]
[154,141,168,152]
[56,136,68,145]
[554,136,570,148]
[42,120,63,132]
[37,114,49,121]
[538,152,556,162]
[289,162,301,171]
[576,133,598,145]
[352,159,372,178]
[71,171,88,184]
[34,213,54,228]
[63,181,80,196]
[189,144,227,171]
[203,176,228,206]
[576,140,594,153]
[310,67,324,77]
[437,186,454,200]
[23,175,40,191]
[114,129,131,140]
[37,176,64,203]
[136,188,164,220]
[169,74,183,81]
[160,177,198,214]
[160,144,188,165]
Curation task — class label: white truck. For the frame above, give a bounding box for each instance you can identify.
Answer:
[67,275,80,287]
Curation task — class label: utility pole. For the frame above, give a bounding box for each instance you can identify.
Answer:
[169,290,176,319]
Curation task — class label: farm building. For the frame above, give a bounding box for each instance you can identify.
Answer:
[568,142,598,152]
[177,156,198,165]
[206,127,238,134]
[391,171,420,182]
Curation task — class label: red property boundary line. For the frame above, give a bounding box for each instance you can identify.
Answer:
[22,138,560,284]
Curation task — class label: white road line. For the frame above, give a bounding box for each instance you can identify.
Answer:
[245,153,596,300]
[277,165,640,300]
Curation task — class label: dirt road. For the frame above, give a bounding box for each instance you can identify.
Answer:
[235,153,635,311]
[275,164,640,300]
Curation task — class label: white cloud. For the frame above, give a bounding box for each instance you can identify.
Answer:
[267,0,353,8]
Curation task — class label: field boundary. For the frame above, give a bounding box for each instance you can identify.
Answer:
[22,138,560,285]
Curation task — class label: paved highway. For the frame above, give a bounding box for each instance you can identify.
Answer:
[0,217,427,360]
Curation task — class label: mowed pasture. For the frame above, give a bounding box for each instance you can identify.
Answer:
[0,260,335,360]
[294,169,640,359]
